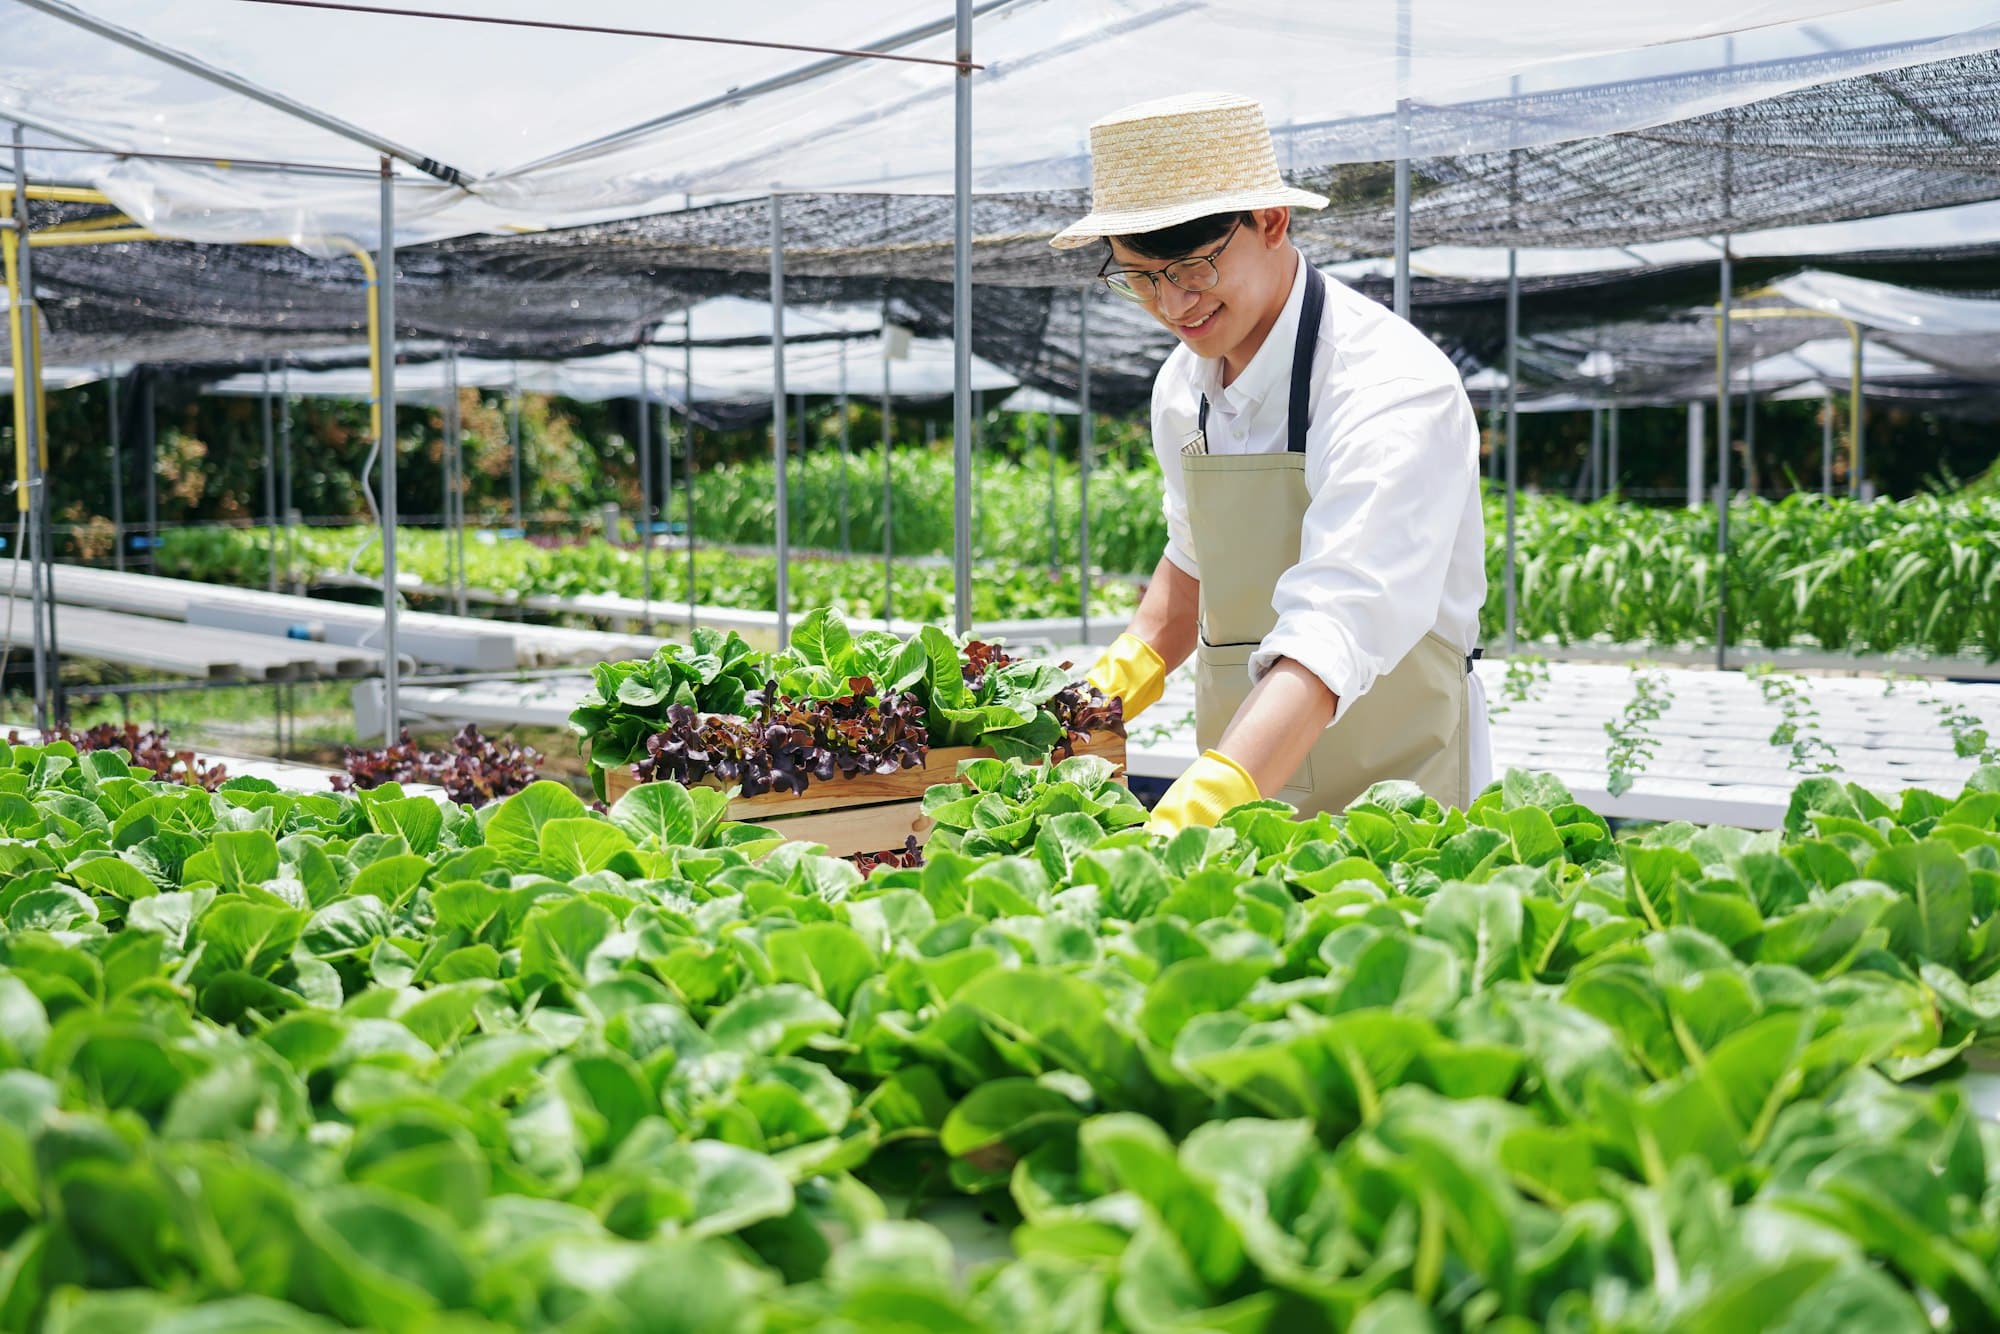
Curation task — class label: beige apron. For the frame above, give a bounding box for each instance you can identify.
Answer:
[1181,266,1472,816]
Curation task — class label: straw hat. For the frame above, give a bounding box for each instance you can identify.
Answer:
[1051,92,1328,250]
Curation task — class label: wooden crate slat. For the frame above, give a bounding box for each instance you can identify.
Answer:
[751,802,937,859]
[603,732,1127,828]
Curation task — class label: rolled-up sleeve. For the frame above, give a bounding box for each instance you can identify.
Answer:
[1248,375,1477,708]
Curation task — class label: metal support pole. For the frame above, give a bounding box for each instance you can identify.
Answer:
[1607,405,1620,498]
[1588,406,1602,501]
[1392,0,1412,320]
[1715,242,1732,672]
[668,360,684,628]
[684,324,696,628]
[1821,389,1834,498]
[378,157,402,740]
[949,0,975,637]
[769,194,790,645]
[1486,384,1501,483]
[971,387,983,560]
[9,126,50,728]
[445,346,465,617]
[1047,407,1060,572]
[107,364,124,572]
[637,350,654,628]
[280,361,294,589]
[1853,334,1868,500]
[261,357,277,590]
[882,346,894,623]
[1503,249,1519,657]
[508,362,523,530]
[1687,401,1706,509]
[1743,364,1757,500]
[143,375,157,570]
[1079,286,1093,644]
[837,339,851,554]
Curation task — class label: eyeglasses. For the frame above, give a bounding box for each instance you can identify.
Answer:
[1098,219,1242,303]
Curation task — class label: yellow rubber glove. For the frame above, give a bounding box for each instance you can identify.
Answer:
[1146,750,1261,835]
[1084,632,1167,723]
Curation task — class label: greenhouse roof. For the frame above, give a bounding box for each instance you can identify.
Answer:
[10,0,2000,244]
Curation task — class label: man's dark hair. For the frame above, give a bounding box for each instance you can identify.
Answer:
[1111,210,1256,261]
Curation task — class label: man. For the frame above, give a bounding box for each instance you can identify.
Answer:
[1059,92,1490,832]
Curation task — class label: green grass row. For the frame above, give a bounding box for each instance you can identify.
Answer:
[156,474,2000,658]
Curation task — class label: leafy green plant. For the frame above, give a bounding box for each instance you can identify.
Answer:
[1746,664,1842,773]
[921,752,1148,856]
[571,612,1114,799]
[1603,665,1671,796]
[6,721,2000,1331]
[567,626,767,795]
[157,525,1142,625]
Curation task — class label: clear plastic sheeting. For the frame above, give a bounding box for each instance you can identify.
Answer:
[1774,269,2000,382]
[199,336,1017,415]
[653,297,886,347]
[1773,269,2000,334]
[0,362,108,393]
[8,0,2000,242]
[1736,336,1944,389]
[1329,199,2000,284]
[998,386,1079,415]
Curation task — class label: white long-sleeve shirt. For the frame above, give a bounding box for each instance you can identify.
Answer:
[1150,254,1488,716]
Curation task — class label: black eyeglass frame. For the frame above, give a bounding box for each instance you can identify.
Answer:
[1096,218,1244,303]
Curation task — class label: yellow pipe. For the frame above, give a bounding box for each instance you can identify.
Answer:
[3,227,28,513]
[0,185,114,206]
[5,212,383,496]
[322,238,382,447]
[35,212,137,235]
[1710,299,1863,478]
[28,227,161,248]
[32,313,47,474]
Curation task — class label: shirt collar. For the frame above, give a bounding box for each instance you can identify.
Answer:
[1200,251,1309,416]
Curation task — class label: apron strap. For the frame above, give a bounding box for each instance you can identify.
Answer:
[1286,263,1328,455]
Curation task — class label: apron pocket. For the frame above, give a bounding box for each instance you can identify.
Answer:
[1193,639,1315,802]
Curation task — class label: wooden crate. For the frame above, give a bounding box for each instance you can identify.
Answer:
[604,731,1126,858]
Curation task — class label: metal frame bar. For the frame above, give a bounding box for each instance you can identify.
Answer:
[260,358,277,590]
[637,348,654,629]
[107,362,124,572]
[1503,248,1519,656]
[1078,285,1093,645]
[769,195,790,646]
[882,312,895,624]
[950,0,974,638]
[683,312,696,629]
[15,0,467,183]
[1392,0,1413,320]
[836,339,851,554]
[506,0,1019,178]
[6,127,55,727]
[377,156,401,737]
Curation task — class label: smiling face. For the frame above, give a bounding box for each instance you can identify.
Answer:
[1105,207,1299,381]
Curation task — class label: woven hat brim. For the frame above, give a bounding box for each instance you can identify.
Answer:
[1050,185,1329,250]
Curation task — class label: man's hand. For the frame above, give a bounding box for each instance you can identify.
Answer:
[1084,633,1166,722]
[1146,749,1261,835]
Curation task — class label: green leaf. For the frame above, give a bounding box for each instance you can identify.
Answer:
[940,1079,1084,1179]
[485,781,589,872]
[708,985,843,1056]
[366,796,444,857]
[765,922,877,1012]
[538,817,637,878]
[609,781,696,848]
[1870,840,1972,963]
